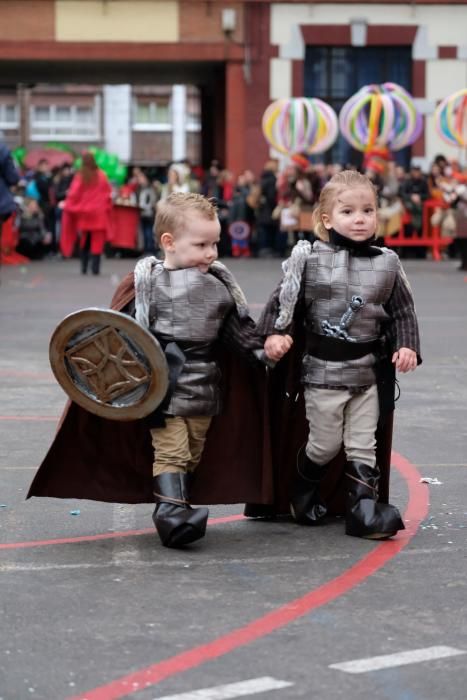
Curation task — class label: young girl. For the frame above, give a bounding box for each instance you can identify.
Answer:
[262,170,421,540]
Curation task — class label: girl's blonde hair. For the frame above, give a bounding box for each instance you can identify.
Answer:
[312,170,378,241]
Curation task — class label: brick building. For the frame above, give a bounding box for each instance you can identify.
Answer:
[0,1,465,174]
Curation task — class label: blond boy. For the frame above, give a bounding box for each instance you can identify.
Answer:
[133,192,263,548]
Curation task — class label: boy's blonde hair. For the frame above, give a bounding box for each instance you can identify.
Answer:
[312,170,378,241]
[154,192,218,244]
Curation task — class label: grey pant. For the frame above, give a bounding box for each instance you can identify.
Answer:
[304,384,379,467]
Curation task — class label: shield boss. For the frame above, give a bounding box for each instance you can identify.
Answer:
[49,308,169,421]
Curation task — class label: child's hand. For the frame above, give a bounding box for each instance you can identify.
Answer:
[392,348,417,373]
[264,334,293,361]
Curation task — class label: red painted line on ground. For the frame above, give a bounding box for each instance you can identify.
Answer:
[25,275,45,288]
[0,416,59,422]
[67,451,429,700]
[0,515,245,551]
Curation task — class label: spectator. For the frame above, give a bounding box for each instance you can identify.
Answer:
[255,159,279,258]
[285,155,322,244]
[34,159,55,250]
[228,172,255,258]
[0,137,20,258]
[377,161,404,238]
[160,164,190,199]
[453,179,467,270]
[137,171,158,255]
[399,164,429,258]
[202,160,222,199]
[15,198,52,260]
[52,163,74,249]
[60,152,112,275]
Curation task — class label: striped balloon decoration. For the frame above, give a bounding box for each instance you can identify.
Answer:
[262,97,339,155]
[434,88,467,148]
[339,82,423,152]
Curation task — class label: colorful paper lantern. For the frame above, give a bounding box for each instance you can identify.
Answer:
[339,82,422,152]
[434,88,467,148]
[262,97,338,155]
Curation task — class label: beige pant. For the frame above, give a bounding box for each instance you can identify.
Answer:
[150,415,212,476]
[304,384,379,467]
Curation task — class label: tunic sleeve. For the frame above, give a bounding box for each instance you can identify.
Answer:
[384,262,422,363]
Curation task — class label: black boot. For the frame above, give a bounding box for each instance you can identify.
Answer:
[91,254,101,275]
[457,240,467,271]
[81,232,90,274]
[243,503,277,520]
[80,249,89,274]
[152,473,209,548]
[289,446,327,525]
[345,461,405,539]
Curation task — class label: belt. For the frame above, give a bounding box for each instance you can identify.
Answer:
[306,332,379,362]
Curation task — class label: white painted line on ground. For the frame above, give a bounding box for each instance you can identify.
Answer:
[152,676,293,700]
[329,646,466,674]
[111,504,140,565]
[3,545,466,572]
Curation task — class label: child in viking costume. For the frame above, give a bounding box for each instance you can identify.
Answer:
[29,192,268,550]
[260,170,421,540]
[133,192,267,547]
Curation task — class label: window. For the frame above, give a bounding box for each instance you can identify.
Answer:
[133,98,171,131]
[186,95,201,131]
[304,46,412,166]
[30,100,100,140]
[0,103,19,128]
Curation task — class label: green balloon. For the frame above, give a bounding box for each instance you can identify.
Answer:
[113,163,127,184]
[12,146,26,165]
[107,154,119,169]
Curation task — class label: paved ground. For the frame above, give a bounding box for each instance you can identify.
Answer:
[0,254,466,700]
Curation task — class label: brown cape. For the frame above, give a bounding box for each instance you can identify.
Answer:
[27,273,394,514]
[27,273,274,506]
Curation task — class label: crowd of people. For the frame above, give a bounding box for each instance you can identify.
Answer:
[2,142,467,272]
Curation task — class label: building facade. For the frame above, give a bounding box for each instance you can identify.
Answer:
[0,83,201,166]
[0,1,465,174]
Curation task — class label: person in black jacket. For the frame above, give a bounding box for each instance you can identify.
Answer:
[256,159,279,257]
[0,137,20,273]
[399,164,429,258]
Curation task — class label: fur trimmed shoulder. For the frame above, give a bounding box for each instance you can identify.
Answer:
[210,260,249,318]
[275,240,312,330]
[133,256,164,328]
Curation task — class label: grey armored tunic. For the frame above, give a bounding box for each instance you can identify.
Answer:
[133,258,263,417]
[301,241,399,387]
[258,240,420,390]
[148,266,234,415]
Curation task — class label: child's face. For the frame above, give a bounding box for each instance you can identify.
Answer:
[161,213,220,273]
[322,186,377,242]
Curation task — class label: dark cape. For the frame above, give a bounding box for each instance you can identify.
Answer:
[27,273,274,506]
[245,317,395,517]
[27,273,394,514]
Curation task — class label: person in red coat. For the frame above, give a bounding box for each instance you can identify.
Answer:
[60,152,112,274]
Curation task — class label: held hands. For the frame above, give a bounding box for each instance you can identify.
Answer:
[264,334,293,362]
[392,348,418,373]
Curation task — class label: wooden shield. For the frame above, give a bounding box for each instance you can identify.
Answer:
[49,308,169,421]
